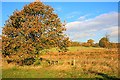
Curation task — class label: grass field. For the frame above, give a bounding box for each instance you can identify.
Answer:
[2,47,119,79]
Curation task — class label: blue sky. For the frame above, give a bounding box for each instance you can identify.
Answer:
[1,2,118,43]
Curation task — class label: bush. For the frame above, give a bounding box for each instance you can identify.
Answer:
[22,58,35,65]
[34,58,41,66]
[99,37,110,48]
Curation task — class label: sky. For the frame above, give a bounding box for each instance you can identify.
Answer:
[1,2,118,43]
[1,0,119,2]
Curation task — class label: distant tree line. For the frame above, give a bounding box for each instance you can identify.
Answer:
[69,36,119,48]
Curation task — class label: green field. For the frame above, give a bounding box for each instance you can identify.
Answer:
[3,66,105,78]
[2,47,119,79]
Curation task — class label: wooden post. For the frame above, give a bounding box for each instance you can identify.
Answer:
[49,53,51,65]
[74,57,75,66]
[58,52,59,63]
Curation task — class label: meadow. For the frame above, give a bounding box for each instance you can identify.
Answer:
[2,47,119,79]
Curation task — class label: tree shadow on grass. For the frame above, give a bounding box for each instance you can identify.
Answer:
[88,70,119,80]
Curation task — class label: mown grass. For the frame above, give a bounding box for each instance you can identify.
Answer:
[47,46,104,53]
[2,65,103,78]
[67,46,104,52]
[2,47,119,78]
[3,66,58,78]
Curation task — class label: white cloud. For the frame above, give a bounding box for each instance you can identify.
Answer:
[0,27,2,35]
[66,15,74,19]
[56,7,62,12]
[103,26,118,37]
[78,16,86,21]
[65,12,118,42]
[78,14,90,21]
[74,32,95,39]
[54,7,62,13]
[65,12,80,19]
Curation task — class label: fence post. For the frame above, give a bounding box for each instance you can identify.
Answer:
[74,57,75,66]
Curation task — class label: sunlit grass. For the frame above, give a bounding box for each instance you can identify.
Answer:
[2,46,119,78]
[2,65,100,78]
[48,46,104,53]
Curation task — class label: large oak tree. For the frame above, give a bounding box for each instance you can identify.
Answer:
[2,1,69,63]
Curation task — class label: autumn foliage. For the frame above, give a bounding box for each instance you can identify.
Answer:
[2,2,70,63]
[99,37,110,48]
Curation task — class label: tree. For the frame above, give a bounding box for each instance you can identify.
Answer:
[93,43,99,47]
[82,39,94,47]
[109,43,118,48]
[2,1,69,64]
[99,36,110,48]
[70,41,80,47]
[87,39,94,46]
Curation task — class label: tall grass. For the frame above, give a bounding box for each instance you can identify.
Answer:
[2,47,119,78]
